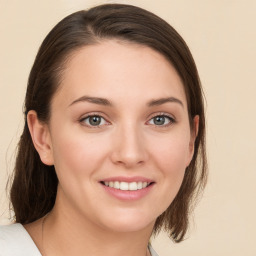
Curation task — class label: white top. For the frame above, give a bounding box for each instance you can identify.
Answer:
[0,223,41,256]
[0,223,159,256]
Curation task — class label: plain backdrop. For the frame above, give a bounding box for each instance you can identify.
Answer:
[0,0,256,255]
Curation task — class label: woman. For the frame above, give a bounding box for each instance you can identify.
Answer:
[0,3,207,256]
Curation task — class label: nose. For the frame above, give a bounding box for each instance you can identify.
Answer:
[110,123,148,168]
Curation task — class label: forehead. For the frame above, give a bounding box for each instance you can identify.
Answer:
[53,40,187,109]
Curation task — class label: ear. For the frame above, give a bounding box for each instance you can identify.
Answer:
[186,115,199,166]
[27,110,54,166]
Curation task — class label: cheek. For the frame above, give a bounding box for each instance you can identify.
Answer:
[160,145,187,188]
[144,135,190,216]
[150,133,191,193]
[50,131,109,182]
[50,131,112,212]
[152,134,191,171]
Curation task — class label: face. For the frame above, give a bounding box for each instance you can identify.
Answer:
[41,40,197,233]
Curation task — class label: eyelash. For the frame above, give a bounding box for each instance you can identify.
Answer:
[79,113,110,128]
[79,112,176,128]
[147,113,176,127]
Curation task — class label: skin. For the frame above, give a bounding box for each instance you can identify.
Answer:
[25,40,198,256]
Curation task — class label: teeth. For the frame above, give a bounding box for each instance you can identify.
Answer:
[114,181,120,189]
[103,181,151,191]
[129,182,137,191]
[120,182,129,190]
[142,182,148,188]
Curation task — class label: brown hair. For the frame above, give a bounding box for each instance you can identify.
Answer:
[10,3,207,242]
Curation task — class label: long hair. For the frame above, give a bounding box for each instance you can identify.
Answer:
[10,3,207,242]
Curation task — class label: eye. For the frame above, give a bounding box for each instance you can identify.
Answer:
[80,115,108,127]
[148,115,175,126]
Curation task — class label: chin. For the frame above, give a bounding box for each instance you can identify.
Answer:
[96,209,156,233]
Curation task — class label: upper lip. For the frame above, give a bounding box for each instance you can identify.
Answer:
[100,176,154,183]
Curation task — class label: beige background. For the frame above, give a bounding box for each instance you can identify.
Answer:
[1,0,256,255]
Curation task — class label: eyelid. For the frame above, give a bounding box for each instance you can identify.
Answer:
[146,112,176,126]
[79,112,111,128]
[78,111,176,128]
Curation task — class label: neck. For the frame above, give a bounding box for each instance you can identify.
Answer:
[43,202,154,256]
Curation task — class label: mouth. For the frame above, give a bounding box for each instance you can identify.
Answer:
[99,176,155,200]
[100,181,154,191]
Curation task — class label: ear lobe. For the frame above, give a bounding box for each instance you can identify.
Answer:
[187,115,199,166]
[27,110,54,166]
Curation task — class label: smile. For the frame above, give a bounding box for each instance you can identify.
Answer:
[100,177,155,200]
[102,181,151,191]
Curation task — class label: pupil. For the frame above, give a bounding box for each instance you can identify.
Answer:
[89,116,101,125]
[154,116,165,125]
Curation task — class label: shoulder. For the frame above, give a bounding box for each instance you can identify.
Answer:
[0,223,41,256]
[148,244,160,256]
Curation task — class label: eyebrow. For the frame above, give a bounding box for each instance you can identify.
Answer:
[147,97,184,108]
[69,95,184,108]
[69,96,112,107]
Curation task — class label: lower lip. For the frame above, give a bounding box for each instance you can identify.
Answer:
[101,183,154,201]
